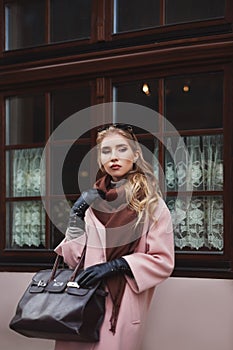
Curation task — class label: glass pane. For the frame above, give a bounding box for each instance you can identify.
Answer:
[114,0,160,33]
[5,0,45,50]
[139,137,159,180]
[6,201,46,249]
[6,148,44,198]
[113,79,159,133]
[51,86,92,139]
[166,0,225,24]
[50,199,71,248]
[164,135,223,192]
[51,143,91,195]
[50,0,92,43]
[166,196,224,251]
[165,72,223,131]
[5,95,45,145]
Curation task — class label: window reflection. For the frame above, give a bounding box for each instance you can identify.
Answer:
[50,0,92,42]
[165,72,223,130]
[5,95,45,145]
[113,0,160,33]
[166,0,225,24]
[51,86,91,139]
[5,0,45,50]
[113,79,159,133]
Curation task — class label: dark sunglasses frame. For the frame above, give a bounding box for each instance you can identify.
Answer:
[97,123,134,134]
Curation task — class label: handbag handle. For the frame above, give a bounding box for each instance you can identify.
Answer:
[49,234,87,283]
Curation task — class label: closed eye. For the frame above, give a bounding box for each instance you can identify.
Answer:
[118,147,128,152]
[101,147,111,154]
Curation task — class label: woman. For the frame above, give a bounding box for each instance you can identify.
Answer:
[55,124,174,350]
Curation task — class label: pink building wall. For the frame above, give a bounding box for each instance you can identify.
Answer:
[1,273,233,350]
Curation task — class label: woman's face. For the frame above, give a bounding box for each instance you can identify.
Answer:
[99,133,137,181]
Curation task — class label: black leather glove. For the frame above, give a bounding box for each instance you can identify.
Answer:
[67,189,105,240]
[77,258,133,287]
[72,189,106,220]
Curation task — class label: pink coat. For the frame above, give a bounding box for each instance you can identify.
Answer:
[54,197,174,350]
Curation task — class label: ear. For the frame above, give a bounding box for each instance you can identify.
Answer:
[133,151,139,163]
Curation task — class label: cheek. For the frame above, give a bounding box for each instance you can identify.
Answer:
[123,158,134,168]
[100,154,109,165]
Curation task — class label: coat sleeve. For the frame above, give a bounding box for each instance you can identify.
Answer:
[123,199,174,294]
[54,229,86,268]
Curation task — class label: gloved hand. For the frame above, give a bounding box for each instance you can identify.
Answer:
[77,258,133,287]
[68,188,105,228]
[72,189,106,220]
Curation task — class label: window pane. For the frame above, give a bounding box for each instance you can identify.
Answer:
[50,200,71,248]
[51,143,91,195]
[166,0,225,25]
[166,196,224,251]
[164,72,223,131]
[6,201,46,249]
[6,148,44,198]
[140,137,159,180]
[113,0,160,33]
[164,135,223,192]
[51,86,92,139]
[5,0,45,50]
[113,79,159,133]
[50,0,92,43]
[5,95,46,145]
[63,143,93,194]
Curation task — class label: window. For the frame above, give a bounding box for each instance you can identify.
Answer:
[2,0,232,54]
[113,0,160,33]
[113,0,225,34]
[50,0,92,43]
[5,0,46,50]
[112,68,230,276]
[111,0,230,43]
[0,0,232,277]
[3,83,93,266]
[166,0,225,24]
[4,0,93,50]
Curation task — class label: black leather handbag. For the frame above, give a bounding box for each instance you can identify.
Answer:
[9,244,107,342]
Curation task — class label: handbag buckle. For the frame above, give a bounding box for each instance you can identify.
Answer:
[67,281,80,289]
[37,280,47,287]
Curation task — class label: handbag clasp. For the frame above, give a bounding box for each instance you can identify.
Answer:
[37,280,47,287]
[67,281,80,289]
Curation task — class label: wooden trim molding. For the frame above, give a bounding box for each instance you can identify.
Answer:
[0,37,233,91]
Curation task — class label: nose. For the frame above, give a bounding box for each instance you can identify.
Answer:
[110,149,118,161]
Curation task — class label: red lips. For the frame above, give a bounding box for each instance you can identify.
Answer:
[111,164,121,170]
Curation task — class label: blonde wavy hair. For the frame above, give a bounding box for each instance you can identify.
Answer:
[96,125,160,224]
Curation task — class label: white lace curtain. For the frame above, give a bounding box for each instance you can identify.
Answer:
[165,135,223,191]
[167,197,223,250]
[10,148,45,247]
[13,148,43,196]
[11,201,46,247]
[164,135,224,250]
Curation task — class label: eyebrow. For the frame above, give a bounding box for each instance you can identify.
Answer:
[101,143,129,150]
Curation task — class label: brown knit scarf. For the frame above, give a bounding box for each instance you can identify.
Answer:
[92,174,142,334]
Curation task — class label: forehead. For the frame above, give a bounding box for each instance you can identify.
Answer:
[100,134,131,147]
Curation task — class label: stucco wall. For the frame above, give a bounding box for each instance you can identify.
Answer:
[1,273,233,350]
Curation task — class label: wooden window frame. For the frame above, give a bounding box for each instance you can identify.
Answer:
[106,0,233,42]
[110,64,232,279]
[0,1,232,277]
[0,0,232,64]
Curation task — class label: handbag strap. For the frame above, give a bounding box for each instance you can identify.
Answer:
[49,233,87,282]
[69,243,87,282]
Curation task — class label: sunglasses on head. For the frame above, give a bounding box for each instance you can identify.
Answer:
[97,123,134,134]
